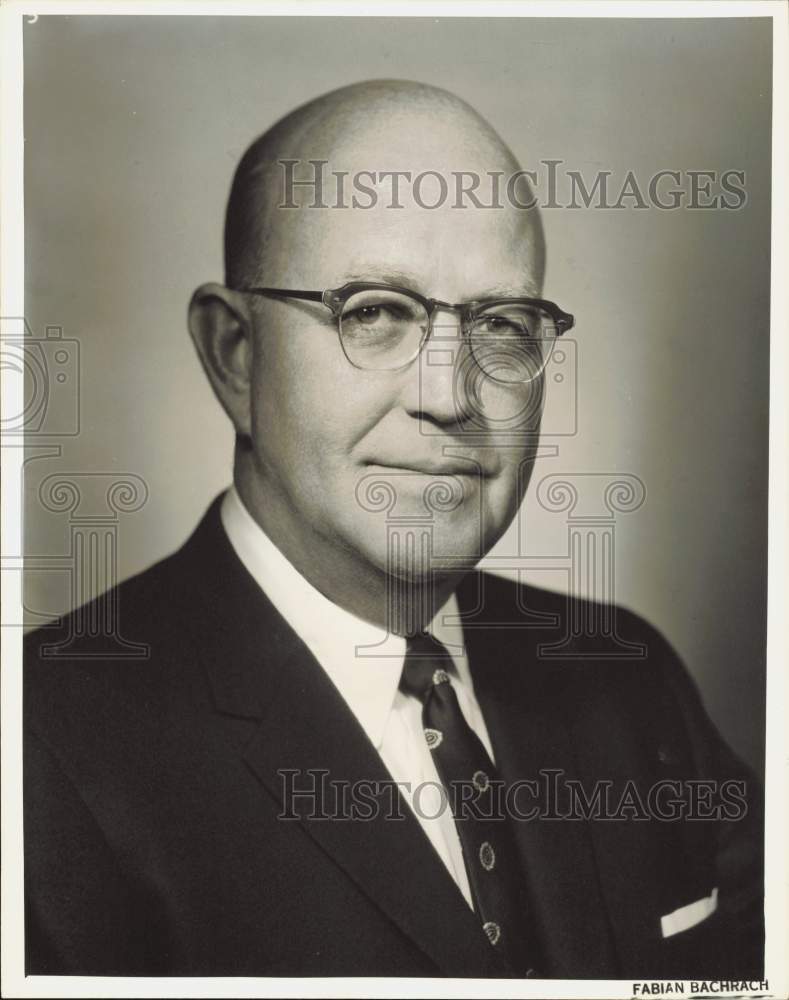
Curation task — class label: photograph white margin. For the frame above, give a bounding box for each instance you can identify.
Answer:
[1,2,787,998]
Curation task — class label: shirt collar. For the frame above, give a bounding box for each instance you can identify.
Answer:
[220,485,468,750]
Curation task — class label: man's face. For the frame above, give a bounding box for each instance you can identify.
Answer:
[244,137,545,583]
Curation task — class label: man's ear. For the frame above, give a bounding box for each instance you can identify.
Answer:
[188,282,255,437]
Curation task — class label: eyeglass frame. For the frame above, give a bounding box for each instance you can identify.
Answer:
[235,280,575,374]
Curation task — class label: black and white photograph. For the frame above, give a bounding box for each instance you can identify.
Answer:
[1,3,786,997]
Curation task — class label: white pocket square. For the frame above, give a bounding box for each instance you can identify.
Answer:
[660,887,718,938]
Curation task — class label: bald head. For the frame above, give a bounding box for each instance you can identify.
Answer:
[224,79,544,290]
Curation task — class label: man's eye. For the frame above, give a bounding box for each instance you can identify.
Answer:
[355,305,385,325]
[475,315,528,336]
[344,302,409,326]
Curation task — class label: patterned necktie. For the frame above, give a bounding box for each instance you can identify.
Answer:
[400,630,541,978]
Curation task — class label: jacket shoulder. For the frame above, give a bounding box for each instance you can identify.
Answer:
[471,571,726,747]
[24,495,227,668]
[470,567,677,660]
[23,499,229,746]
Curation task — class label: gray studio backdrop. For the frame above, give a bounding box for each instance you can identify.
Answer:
[22,16,771,775]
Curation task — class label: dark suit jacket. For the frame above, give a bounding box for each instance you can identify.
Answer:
[24,496,764,978]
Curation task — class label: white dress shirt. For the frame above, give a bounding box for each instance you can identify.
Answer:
[220,485,495,908]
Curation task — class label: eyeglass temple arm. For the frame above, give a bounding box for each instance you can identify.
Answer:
[242,287,324,303]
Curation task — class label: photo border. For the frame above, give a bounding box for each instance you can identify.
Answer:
[2,3,786,998]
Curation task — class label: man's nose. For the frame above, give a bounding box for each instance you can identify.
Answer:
[403,308,476,427]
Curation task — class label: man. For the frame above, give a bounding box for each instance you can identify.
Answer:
[24,80,763,979]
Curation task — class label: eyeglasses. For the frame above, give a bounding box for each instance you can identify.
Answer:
[237,281,575,385]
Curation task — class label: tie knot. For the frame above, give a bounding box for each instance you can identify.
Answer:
[400,632,455,702]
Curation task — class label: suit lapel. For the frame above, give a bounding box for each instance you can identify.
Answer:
[242,640,508,978]
[180,501,508,978]
[567,677,671,976]
[459,573,620,978]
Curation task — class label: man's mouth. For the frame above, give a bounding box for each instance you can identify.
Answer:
[363,460,489,478]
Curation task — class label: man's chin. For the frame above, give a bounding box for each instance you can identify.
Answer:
[349,514,489,584]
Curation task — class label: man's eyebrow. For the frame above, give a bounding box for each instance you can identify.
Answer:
[471,283,541,299]
[339,269,422,288]
[337,272,540,300]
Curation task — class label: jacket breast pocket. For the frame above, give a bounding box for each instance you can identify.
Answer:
[660,887,718,938]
